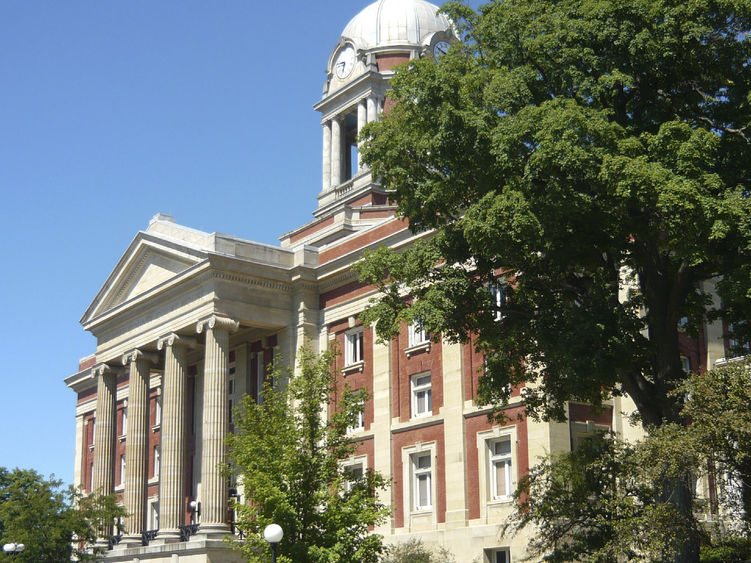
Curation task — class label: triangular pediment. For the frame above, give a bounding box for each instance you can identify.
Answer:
[82,230,209,324]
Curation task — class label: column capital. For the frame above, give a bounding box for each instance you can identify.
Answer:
[121,349,159,366]
[196,315,239,335]
[157,333,197,351]
[92,363,119,378]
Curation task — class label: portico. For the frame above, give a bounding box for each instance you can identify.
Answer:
[66,214,319,554]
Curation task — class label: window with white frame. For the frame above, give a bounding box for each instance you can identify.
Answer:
[119,454,126,486]
[154,397,162,427]
[342,460,365,493]
[411,373,432,418]
[408,319,430,347]
[153,446,160,479]
[148,499,159,530]
[348,396,365,433]
[485,548,510,563]
[489,437,513,500]
[489,282,508,321]
[345,328,364,366]
[122,407,127,436]
[680,355,691,373]
[412,453,432,511]
[229,363,236,423]
[570,420,610,450]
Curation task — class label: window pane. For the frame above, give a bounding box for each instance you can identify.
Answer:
[417,454,431,469]
[494,439,511,456]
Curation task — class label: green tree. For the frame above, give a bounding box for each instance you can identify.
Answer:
[507,430,704,562]
[226,347,389,563]
[381,538,456,563]
[0,467,125,562]
[357,0,751,561]
[679,360,751,531]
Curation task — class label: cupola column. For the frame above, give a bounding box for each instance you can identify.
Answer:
[367,95,379,123]
[196,315,239,538]
[92,363,118,546]
[357,99,368,171]
[322,120,332,190]
[155,333,196,543]
[120,349,159,546]
[331,115,343,187]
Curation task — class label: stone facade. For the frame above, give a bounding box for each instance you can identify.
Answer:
[66,1,732,562]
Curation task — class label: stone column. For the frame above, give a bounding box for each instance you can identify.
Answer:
[196,315,238,538]
[92,363,117,544]
[120,349,158,546]
[357,99,367,172]
[322,120,332,191]
[331,116,343,187]
[367,95,379,123]
[155,334,195,542]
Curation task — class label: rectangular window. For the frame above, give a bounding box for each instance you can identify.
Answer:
[149,500,159,531]
[408,320,430,347]
[485,548,510,563]
[122,407,128,436]
[343,462,365,493]
[154,398,162,427]
[489,438,513,500]
[412,453,432,511]
[153,446,160,479]
[119,454,126,486]
[348,396,365,433]
[411,373,432,418]
[345,329,364,366]
[490,283,507,321]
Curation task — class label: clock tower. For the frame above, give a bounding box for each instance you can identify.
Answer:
[280,0,455,248]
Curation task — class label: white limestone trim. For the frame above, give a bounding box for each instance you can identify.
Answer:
[475,425,518,523]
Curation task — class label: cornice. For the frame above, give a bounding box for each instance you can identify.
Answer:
[211,271,291,293]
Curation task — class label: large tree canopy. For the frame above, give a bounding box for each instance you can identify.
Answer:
[359,0,751,425]
[357,0,751,560]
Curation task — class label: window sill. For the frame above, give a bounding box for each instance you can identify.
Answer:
[342,361,365,375]
[487,497,514,506]
[405,342,430,357]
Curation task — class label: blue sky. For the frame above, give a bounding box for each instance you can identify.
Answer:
[0,0,477,485]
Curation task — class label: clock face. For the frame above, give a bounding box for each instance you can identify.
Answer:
[334,45,356,79]
[433,40,450,58]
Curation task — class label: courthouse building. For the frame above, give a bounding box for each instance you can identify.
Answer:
[65,1,731,561]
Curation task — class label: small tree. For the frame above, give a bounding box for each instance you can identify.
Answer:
[226,347,389,563]
[381,538,456,563]
[0,467,125,562]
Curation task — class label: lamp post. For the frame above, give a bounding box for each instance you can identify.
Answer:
[263,523,283,563]
[2,543,25,556]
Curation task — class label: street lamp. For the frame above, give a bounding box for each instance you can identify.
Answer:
[263,523,283,563]
[2,543,25,556]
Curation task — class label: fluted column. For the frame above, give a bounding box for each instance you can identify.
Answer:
[357,99,367,172]
[155,334,195,542]
[92,363,117,544]
[120,349,159,546]
[196,315,238,537]
[322,120,332,191]
[331,116,343,187]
